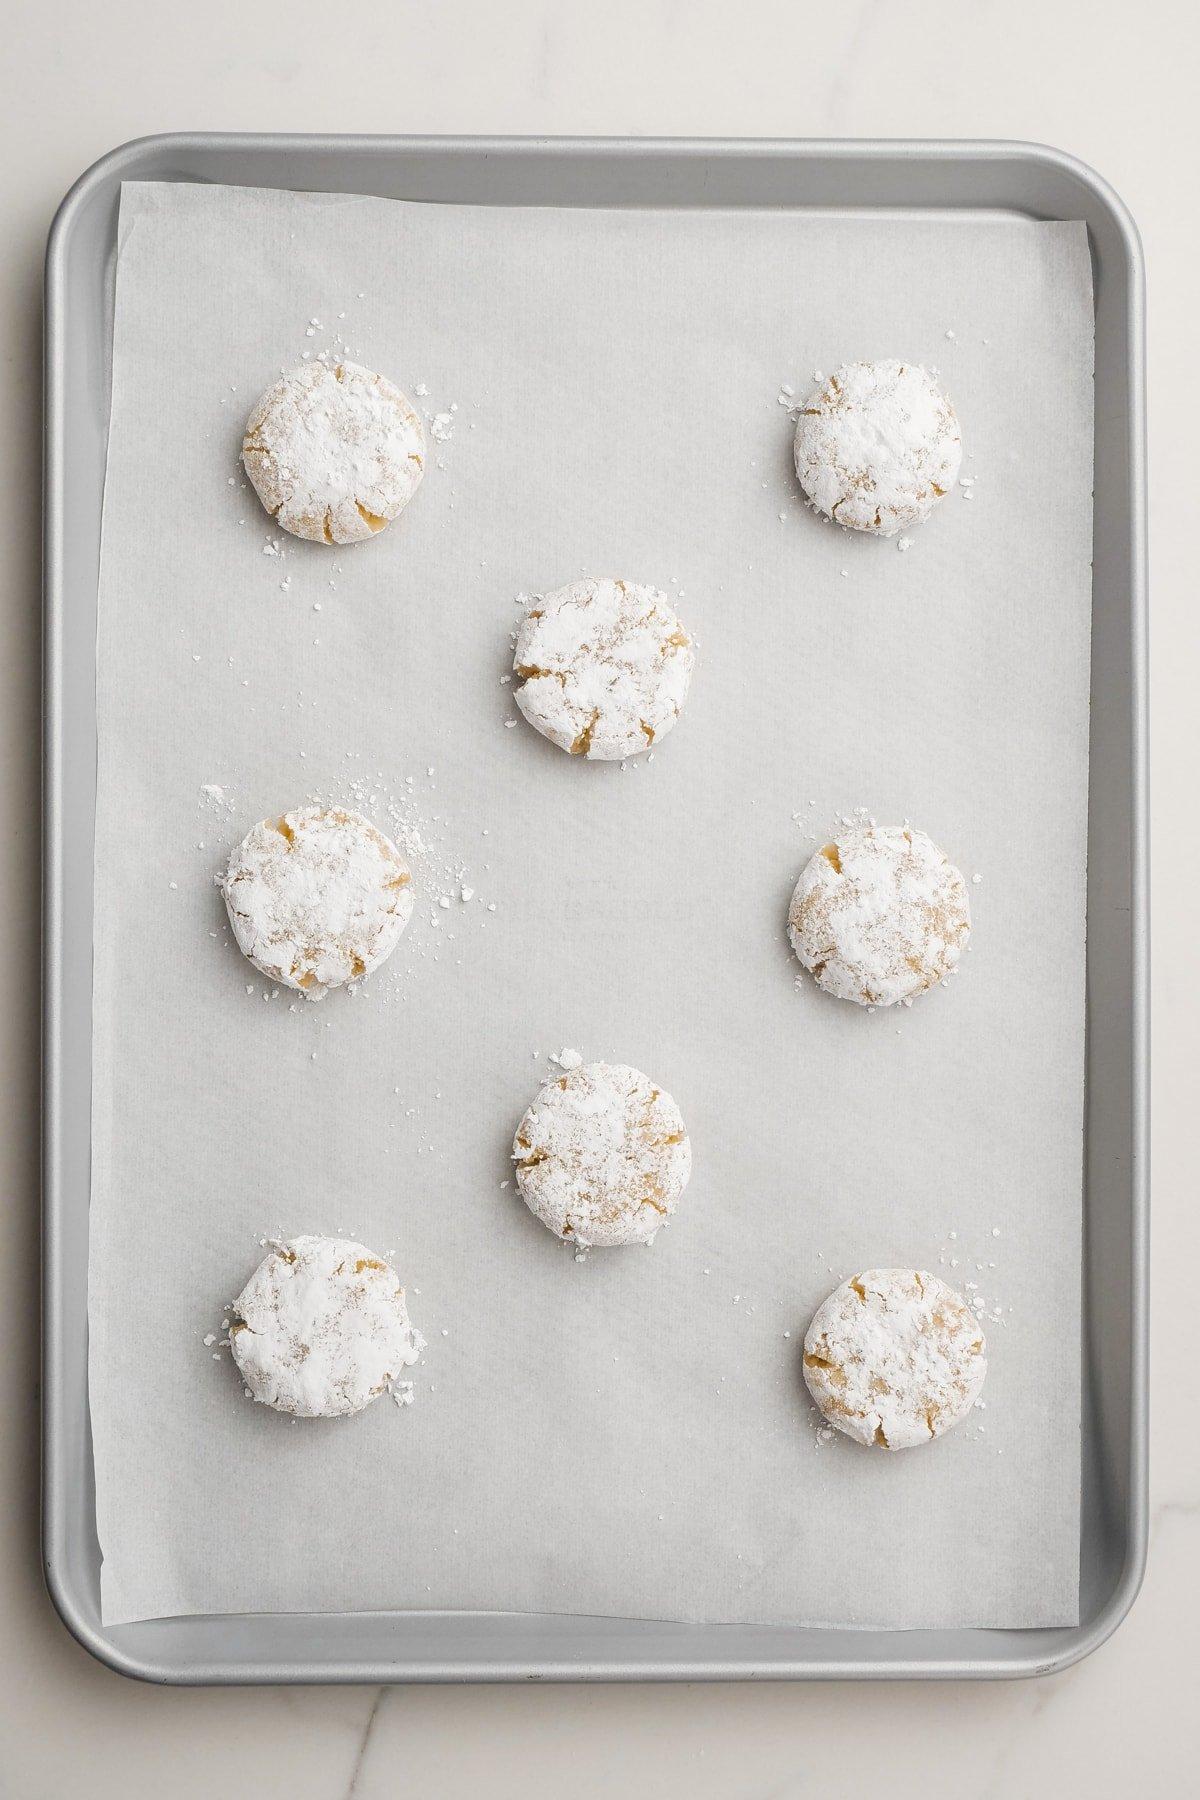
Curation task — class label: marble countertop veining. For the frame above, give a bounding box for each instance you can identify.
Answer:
[3,1,1194,1793]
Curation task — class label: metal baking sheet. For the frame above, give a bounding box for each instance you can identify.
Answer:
[43,135,1148,1683]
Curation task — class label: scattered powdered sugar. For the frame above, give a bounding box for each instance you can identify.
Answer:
[936,1224,1012,1334]
[229,1235,424,1418]
[792,360,962,536]
[808,1412,839,1448]
[803,1269,987,1450]
[789,822,971,1008]
[512,578,694,761]
[512,1061,692,1249]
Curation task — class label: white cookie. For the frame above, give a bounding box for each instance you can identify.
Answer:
[242,360,425,544]
[230,1235,424,1419]
[789,824,970,1008]
[512,1061,692,1247]
[221,806,413,998]
[793,360,961,535]
[513,578,694,760]
[803,1269,987,1450]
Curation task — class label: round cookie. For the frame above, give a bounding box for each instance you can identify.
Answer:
[221,805,413,997]
[242,360,425,544]
[512,1061,692,1247]
[793,360,961,536]
[513,578,694,760]
[788,824,970,1008]
[803,1269,986,1450]
[230,1235,423,1418]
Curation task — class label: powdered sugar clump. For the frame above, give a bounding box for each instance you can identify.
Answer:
[200,782,234,816]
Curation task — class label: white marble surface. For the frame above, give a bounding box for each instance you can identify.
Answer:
[2,0,1193,1792]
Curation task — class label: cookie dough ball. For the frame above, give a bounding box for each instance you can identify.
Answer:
[512,1061,692,1247]
[789,824,970,1008]
[221,805,413,997]
[803,1269,986,1449]
[513,578,695,760]
[230,1235,424,1418]
[793,361,961,535]
[242,360,425,544]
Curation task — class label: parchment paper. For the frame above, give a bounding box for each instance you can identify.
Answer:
[89,181,1093,1629]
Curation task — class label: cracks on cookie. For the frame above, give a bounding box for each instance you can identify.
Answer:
[569,711,600,756]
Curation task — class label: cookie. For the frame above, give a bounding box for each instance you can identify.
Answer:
[793,361,961,535]
[242,360,425,544]
[512,1061,692,1247]
[803,1269,986,1450]
[221,805,413,997]
[230,1235,423,1418]
[513,578,694,760]
[789,824,970,1008]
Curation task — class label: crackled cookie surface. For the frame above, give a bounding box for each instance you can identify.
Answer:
[242,360,425,544]
[803,1269,986,1450]
[793,360,961,535]
[513,578,694,760]
[230,1235,424,1418]
[789,824,970,1008]
[221,805,413,997]
[512,1061,692,1246]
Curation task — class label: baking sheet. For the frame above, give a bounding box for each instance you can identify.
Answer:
[89,180,1093,1630]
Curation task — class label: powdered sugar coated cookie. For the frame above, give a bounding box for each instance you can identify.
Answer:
[230,1235,424,1418]
[513,578,694,760]
[512,1061,692,1247]
[789,824,970,1008]
[221,805,413,997]
[793,361,961,535]
[242,360,425,544]
[803,1269,986,1450]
